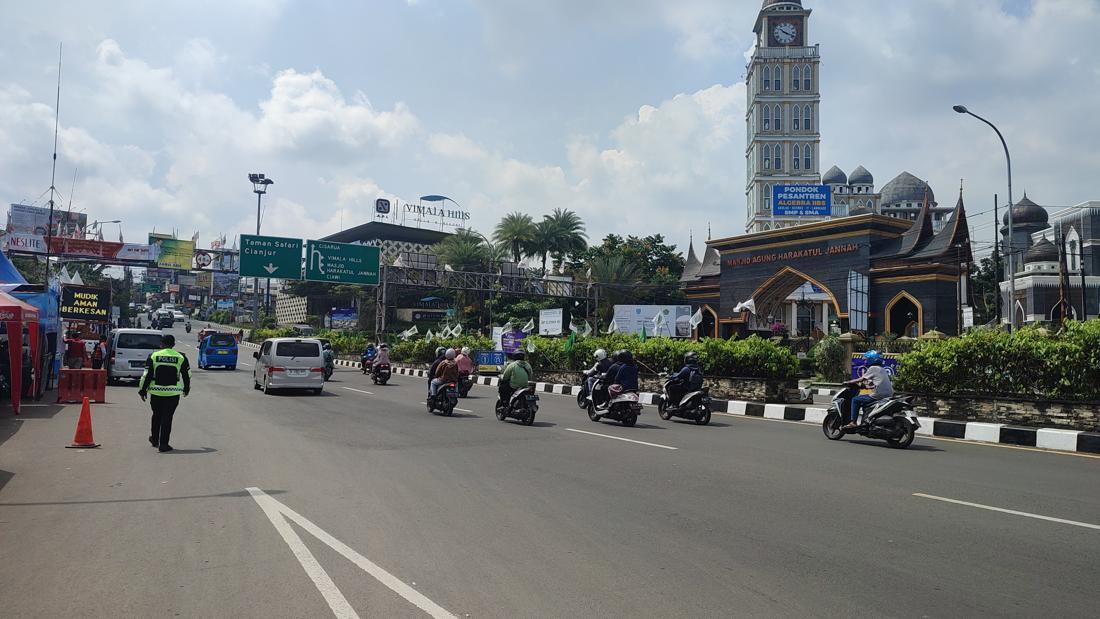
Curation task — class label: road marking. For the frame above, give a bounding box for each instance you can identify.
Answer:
[913,493,1100,531]
[564,428,677,450]
[454,408,473,413]
[246,488,456,619]
[342,387,374,395]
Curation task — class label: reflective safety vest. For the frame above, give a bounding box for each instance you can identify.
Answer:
[143,348,186,397]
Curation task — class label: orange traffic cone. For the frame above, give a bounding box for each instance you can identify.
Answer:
[65,397,100,449]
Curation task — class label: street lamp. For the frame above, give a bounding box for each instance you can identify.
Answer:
[249,173,274,325]
[953,104,1015,328]
[86,219,121,239]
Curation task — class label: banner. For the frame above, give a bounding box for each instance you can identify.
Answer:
[59,285,111,320]
[177,274,197,287]
[501,329,527,354]
[611,305,692,338]
[149,236,195,270]
[216,299,234,310]
[2,231,47,253]
[195,271,213,290]
[212,272,239,297]
[538,308,563,335]
[44,237,157,263]
[773,185,831,217]
[330,308,358,330]
[8,203,88,237]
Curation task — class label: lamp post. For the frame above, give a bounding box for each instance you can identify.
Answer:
[86,219,121,239]
[953,105,1015,329]
[248,173,274,326]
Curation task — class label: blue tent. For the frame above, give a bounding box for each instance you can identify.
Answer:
[0,250,28,286]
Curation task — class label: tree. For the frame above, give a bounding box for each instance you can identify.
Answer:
[970,256,1000,326]
[587,255,641,324]
[530,219,557,273]
[435,229,493,272]
[569,233,687,305]
[493,212,536,263]
[544,208,587,271]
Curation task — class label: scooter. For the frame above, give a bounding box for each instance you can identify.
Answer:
[495,385,538,425]
[361,355,373,375]
[587,379,643,427]
[458,372,475,398]
[323,362,334,381]
[576,372,597,409]
[822,384,920,448]
[656,375,712,425]
[185,322,192,333]
[427,383,459,416]
[371,362,391,385]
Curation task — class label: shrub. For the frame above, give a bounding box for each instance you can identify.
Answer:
[809,336,847,382]
[390,335,495,364]
[894,321,1100,400]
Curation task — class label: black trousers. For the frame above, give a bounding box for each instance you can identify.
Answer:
[149,395,180,447]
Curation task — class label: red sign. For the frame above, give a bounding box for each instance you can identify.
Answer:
[47,238,157,263]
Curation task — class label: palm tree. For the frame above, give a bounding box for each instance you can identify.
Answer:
[493,212,535,264]
[544,208,587,271]
[530,219,557,273]
[435,229,490,271]
[587,255,641,325]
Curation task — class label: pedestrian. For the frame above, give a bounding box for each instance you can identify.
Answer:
[91,335,107,370]
[138,334,191,453]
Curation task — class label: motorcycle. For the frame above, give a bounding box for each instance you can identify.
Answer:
[323,361,334,381]
[495,385,539,425]
[458,372,475,398]
[371,362,391,385]
[185,322,192,333]
[361,355,374,375]
[822,384,920,448]
[427,383,459,416]
[587,379,643,427]
[656,374,712,425]
[576,372,596,409]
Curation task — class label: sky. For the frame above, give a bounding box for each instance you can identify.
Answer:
[1,0,1098,260]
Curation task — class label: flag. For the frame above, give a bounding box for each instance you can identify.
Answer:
[733,298,757,315]
[118,228,124,243]
[564,331,576,353]
[640,324,647,342]
[605,320,618,335]
[59,266,72,284]
[192,231,200,245]
[526,338,536,353]
[451,324,463,337]
[425,329,434,342]
[522,319,535,333]
[569,322,579,333]
[502,320,513,332]
[581,321,592,337]
[690,308,703,329]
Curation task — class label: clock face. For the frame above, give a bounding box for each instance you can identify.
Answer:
[773,21,798,45]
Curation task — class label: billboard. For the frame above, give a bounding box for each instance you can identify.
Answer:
[539,308,563,335]
[330,308,358,330]
[773,185,831,217]
[2,231,48,253]
[212,272,239,297]
[216,299,234,310]
[195,271,213,290]
[501,329,528,354]
[8,203,88,237]
[44,238,157,263]
[59,285,111,320]
[611,305,693,338]
[149,236,195,270]
[194,249,240,272]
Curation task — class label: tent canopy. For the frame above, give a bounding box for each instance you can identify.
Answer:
[0,290,41,415]
[0,250,29,285]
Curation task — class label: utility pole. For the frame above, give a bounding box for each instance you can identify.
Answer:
[43,44,62,286]
[993,193,1001,326]
[248,173,273,326]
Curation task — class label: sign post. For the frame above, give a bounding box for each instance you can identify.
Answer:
[240,235,303,279]
[304,240,380,285]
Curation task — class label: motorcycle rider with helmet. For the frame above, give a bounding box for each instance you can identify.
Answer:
[843,350,893,430]
[430,349,459,398]
[427,346,447,396]
[666,351,703,408]
[584,348,612,396]
[607,349,639,394]
[498,350,534,407]
[456,346,474,377]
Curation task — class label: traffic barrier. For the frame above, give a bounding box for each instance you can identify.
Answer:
[65,397,100,449]
[56,368,108,404]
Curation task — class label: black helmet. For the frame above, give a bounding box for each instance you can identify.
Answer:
[611,349,625,362]
[435,346,446,358]
[619,350,634,364]
[684,351,699,365]
[512,350,526,360]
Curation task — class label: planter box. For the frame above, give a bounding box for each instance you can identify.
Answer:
[908,394,1100,432]
[536,370,794,403]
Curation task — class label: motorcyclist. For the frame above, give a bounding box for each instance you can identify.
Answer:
[363,342,377,363]
[609,349,639,394]
[322,342,336,373]
[427,346,447,396]
[430,349,459,398]
[843,350,893,430]
[498,351,533,407]
[456,346,474,376]
[375,343,390,366]
[584,348,611,395]
[666,351,703,407]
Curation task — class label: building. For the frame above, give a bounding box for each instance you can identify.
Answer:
[1000,197,1100,324]
[823,165,879,218]
[745,0,822,232]
[321,221,451,264]
[683,191,973,338]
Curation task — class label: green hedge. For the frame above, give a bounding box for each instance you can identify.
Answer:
[246,328,387,355]
[519,334,797,380]
[390,335,496,364]
[809,336,848,382]
[895,321,1100,400]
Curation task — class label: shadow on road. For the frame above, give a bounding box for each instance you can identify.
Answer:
[672,420,732,428]
[0,488,286,507]
[847,439,944,452]
[0,469,12,494]
[6,403,67,420]
[162,447,218,455]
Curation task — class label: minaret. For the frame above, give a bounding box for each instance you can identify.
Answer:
[745,0,822,233]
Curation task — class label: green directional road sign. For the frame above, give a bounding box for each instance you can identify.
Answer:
[240,234,303,279]
[304,240,380,285]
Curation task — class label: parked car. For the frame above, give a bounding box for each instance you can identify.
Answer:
[252,338,325,395]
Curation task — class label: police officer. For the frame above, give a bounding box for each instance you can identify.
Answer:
[138,334,191,452]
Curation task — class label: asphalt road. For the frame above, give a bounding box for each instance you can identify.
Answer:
[1,324,1098,618]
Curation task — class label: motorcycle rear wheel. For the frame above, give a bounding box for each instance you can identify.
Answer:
[576,390,588,409]
[587,404,601,422]
[887,420,916,449]
[521,410,535,426]
[694,407,711,426]
[621,413,638,427]
[657,399,672,421]
[822,412,845,440]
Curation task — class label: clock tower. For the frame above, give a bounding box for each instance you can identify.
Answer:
[745,0,822,233]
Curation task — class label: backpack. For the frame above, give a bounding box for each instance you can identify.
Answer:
[508,362,529,388]
[687,366,704,391]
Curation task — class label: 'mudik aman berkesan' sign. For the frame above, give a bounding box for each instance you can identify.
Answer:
[60,285,112,320]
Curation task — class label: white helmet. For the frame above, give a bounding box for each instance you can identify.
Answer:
[593,348,607,361]
[461,347,471,356]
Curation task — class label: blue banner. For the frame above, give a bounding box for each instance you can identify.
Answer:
[773,184,831,217]
[850,352,901,380]
[476,350,505,372]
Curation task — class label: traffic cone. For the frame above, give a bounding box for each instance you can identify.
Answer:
[65,397,100,449]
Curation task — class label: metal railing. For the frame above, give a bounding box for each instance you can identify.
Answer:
[755,45,819,59]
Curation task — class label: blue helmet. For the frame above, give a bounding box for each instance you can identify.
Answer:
[864,350,884,366]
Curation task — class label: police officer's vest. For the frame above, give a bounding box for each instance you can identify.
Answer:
[144,348,186,397]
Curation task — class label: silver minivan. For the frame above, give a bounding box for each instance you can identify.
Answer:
[107,328,165,384]
[252,338,325,395]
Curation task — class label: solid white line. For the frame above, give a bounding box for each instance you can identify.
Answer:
[454,408,473,413]
[247,487,456,619]
[913,493,1100,531]
[246,488,359,618]
[342,387,374,395]
[564,428,677,450]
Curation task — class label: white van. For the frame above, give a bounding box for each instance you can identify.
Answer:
[252,338,325,395]
[107,329,165,384]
